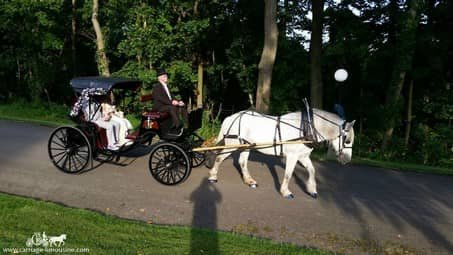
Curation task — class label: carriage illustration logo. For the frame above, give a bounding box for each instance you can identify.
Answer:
[25,232,67,247]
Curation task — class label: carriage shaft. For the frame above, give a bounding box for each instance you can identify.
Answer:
[191,140,313,152]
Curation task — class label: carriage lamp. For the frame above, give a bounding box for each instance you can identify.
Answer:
[143,116,154,129]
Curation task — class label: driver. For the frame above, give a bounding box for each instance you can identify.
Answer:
[151,68,188,132]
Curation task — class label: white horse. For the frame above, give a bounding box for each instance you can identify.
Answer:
[49,234,66,247]
[208,109,355,199]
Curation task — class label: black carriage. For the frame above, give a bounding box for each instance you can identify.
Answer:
[48,77,205,185]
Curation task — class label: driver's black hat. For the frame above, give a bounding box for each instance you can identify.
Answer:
[156,68,168,77]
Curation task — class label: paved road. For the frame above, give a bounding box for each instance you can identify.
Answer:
[0,120,452,254]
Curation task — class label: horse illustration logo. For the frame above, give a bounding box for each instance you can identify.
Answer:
[25,232,66,247]
[49,234,67,247]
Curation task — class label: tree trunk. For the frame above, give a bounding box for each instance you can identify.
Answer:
[381,0,424,151]
[309,0,324,109]
[194,0,203,109]
[72,0,77,76]
[91,0,110,76]
[197,63,203,108]
[404,79,414,148]
[256,0,278,113]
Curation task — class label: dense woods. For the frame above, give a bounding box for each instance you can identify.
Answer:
[0,0,451,167]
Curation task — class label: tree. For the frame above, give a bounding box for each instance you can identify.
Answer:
[310,0,324,109]
[256,0,278,113]
[381,0,425,151]
[0,0,68,102]
[92,0,110,76]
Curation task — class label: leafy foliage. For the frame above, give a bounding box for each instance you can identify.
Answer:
[0,0,452,167]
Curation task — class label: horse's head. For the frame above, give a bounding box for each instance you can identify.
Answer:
[328,120,355,164]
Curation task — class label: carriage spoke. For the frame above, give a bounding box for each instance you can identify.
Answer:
[52,140,66,149]
[162,172,168,183]
[69,155,77,171]
[61,154,69,170]
[50,147,66,151]
[73,152,87,163]
[72,154,84,170]
[54,152,67,166]
[67,154,73,172]
[56,132,68,146]
[53,153,67,166]
[51,150,66,158]
[169,168,176,183]
[153,164,167,177]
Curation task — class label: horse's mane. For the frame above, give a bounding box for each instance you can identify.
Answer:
[312,108,344,126]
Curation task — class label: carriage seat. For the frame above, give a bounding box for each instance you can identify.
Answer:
[126,130,140,140]
[142,111,169,119]
[140,93,170,120]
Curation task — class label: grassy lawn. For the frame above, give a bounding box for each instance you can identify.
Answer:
[0,101,72,127]
[0,193,327,255]
[312,150,453,176]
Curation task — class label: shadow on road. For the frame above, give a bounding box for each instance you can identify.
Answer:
[318,162,453,253]
[80,144,152,173]
[244,151,453,253]
[190,177,222,254]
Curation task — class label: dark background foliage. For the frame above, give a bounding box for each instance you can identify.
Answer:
[0,0,451,167]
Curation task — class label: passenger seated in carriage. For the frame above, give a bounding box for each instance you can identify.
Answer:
[82,95,132,150]
[82,97,121,150]
[151,68,188,134]
[101,94,133,146]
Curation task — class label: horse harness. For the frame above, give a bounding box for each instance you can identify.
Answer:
[221,104,317,156]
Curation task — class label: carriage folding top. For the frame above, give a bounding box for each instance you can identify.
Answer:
[70,76,141,93]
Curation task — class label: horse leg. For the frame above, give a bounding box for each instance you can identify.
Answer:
[208,150,233,183]
[299,156,318,198]
[238,151,257,188]
[280,154,298,199]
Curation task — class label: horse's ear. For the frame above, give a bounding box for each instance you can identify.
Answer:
[345,120,356,131]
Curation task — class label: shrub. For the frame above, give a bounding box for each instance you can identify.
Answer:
[196,111,221,143]
[411,124,451,166]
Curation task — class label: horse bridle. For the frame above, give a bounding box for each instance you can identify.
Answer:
[312,112,352,158]
[338,122,353,157]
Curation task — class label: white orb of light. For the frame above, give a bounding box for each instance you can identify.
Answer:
[334,69,348,82]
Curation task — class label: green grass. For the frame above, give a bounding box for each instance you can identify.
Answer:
[0,193,327,255]
[312,150,453,176]
[0,101,72,127]
[351,157,453,175]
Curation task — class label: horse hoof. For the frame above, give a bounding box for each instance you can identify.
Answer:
[208,179,218,184]
[284,194,294,199]
[309,193,318,199]
[249,184,258,189]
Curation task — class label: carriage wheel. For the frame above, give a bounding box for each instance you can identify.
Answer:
[148,142,191,185]
[48,126,91,173]
[190,151,206,168]
[187,133,205,167]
